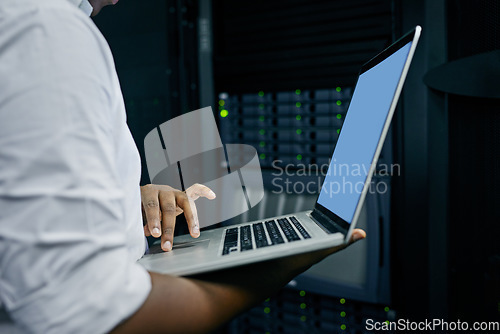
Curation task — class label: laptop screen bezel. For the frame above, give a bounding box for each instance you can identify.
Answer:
[312,26,421,233]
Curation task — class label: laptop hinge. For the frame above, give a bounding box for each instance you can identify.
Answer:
[310,209,348,235]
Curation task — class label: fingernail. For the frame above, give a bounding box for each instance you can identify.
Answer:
[152,227,161,236]
[164,241,172,251]
[209,190,216,198]
[193,225,200,233]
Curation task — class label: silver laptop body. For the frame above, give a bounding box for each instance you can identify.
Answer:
[138,26,421,276]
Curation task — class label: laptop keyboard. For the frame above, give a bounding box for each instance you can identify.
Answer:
[222,216,311,255]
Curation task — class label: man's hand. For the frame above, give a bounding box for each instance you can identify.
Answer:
[111,228,366,334]
[141,184,216,251]
[189,228,367,287]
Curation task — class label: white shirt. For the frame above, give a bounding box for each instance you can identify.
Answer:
[0,0,151,333]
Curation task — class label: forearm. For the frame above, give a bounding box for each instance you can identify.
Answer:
[112,231,364,334]
[111,272,225,334]
[111,254,321,334]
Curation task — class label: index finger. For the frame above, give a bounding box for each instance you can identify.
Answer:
[175,192,199,238]
[186,183,216,201]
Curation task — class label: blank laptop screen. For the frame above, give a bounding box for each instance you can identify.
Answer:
[317,41,412,223]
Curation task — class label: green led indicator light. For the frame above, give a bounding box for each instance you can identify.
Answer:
[265,298,270,302]
[336,86,342,92]
[337,129,341,134]
[300,303,306,310]
[299,290,306,297]
[300,316,307,322]
[340,298,346,304]
[296,102,302,108]
[336,100,342,106]
[296,129,302,135]
[259,129,266,135]
[258,91,264,97]
[218,100,225,107]
[336,114,342,119]
[341,324,346,330]
[296,115,302,121]
[295,89,301,95]
[259,116,265,121]
[340,311,346,318]
[259,153,266,160]
[259,141,266,148]
[220,110,229,118]
[259,103,265,109]
[264,307,271,314]
[297,154,303,161]
[384,307,390,312]
[385,320,390,325]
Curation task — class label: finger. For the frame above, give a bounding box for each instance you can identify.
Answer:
[186,183,216,201]
[349,229,366,243]
[144,224,151,237]
[323,229,366,257]
[187,196,200,238]
[175,206,184,216]
[142,206,147,226]
[177,183,215,218]
[159,191,177,251]
[175,191,199,238]
[141,186,162,238]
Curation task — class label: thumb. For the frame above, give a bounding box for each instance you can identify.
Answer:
[350,229,367,243]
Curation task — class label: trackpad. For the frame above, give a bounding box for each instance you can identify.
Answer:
[146,239,211,256]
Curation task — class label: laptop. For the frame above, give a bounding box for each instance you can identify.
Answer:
[138,26,421,276]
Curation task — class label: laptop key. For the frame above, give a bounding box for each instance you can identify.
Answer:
[240,225,253,251]
[289,216,311,239]
[277,218,300,242]
[224,233,238,244]
[265,220,285,245]
[226,227,238,235]
[222,228,239,255]
[252,222,269,248]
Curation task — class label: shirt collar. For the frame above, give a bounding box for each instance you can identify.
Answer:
[67,0,94,16]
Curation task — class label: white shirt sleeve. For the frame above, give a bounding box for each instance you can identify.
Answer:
[0,1,151,333]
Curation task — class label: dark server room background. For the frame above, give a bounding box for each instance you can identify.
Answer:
[93,1,499,333]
